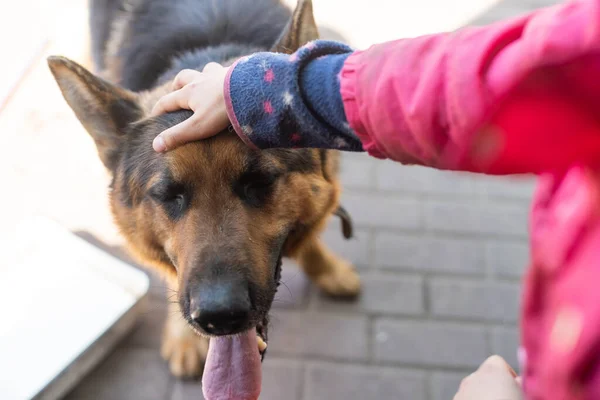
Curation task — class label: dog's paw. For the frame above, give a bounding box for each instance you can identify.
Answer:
[161,324,208,379]
[315,260,361,298]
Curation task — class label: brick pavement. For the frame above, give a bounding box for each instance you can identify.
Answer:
[3,0,563,398]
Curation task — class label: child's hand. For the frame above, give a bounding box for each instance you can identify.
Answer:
[454,355,523,400]
[151,62,230,152]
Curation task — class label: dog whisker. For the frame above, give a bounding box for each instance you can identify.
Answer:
[279,281,294,301]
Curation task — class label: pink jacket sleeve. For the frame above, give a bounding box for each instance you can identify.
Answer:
[339,0,600,175]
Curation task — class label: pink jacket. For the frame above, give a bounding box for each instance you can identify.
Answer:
[340,0,600,399]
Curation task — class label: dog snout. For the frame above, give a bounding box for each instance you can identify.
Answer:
[189,279,251,335]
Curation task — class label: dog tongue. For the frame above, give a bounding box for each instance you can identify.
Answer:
[202,328,262,400]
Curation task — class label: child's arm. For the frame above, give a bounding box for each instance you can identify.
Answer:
[154,0,600,176]
[226,0,600,175]
[338,0,600,174]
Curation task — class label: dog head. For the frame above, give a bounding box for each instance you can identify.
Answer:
[47,0,338,341]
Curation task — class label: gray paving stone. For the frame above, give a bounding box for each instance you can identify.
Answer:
[320,225,371,269]
[430,279,521,323]
[339,155,376,189]
[373,319,488,368]
[473,0,562,27]
[171,381,204,400]
[376,163,476,196]
[486,241,529,279]
[341,192,422,230]
[123,298,167,349]
[374,233,485,275]
[273,261,311,309]
[268,311,369,361]
[525,0,562,6]
[470,1,535,24]
[339,151,373,163]
[305,363,427,400]
[65,347,172,400]
[431,372,466,400]
[491,326,521,371]
[477,176,536,201]
[317,274,424,316]
[261,358,303,400]
[424,200,528,237]
[473,0,562,26]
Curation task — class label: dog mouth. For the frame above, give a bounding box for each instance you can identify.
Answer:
[199,253,282,399]
[187,251,283,360]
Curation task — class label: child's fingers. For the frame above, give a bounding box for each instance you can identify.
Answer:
[479,355,516,376]
[151,87,192,117]
[171,69,202,91]
[203,62,223,73]
[153,116,201,152]
[153,108,229,152]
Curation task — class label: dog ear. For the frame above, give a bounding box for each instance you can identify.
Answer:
[334,205,354,239]
[47,56,142,170]
[272,0,319,54]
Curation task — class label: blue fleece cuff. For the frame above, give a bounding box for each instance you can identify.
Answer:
[225,40,363,151]
[300,52,354,138]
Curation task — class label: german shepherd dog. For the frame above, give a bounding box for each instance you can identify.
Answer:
[48,0,360,378]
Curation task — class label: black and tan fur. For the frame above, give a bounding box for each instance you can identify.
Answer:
[48,0,360,378]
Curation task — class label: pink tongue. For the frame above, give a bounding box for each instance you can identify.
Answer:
[202,328,262,400]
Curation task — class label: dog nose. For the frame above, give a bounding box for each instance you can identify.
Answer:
[190,280,251,335]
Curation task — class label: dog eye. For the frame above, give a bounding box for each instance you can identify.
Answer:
[149,183,189,219]
[235,173,277,207]
[243,181,271,204]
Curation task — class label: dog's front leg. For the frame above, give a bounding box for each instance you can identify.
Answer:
[161,289,209,379]
[296,237,361,298]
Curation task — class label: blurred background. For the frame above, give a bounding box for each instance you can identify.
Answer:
[0,0,559,399]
